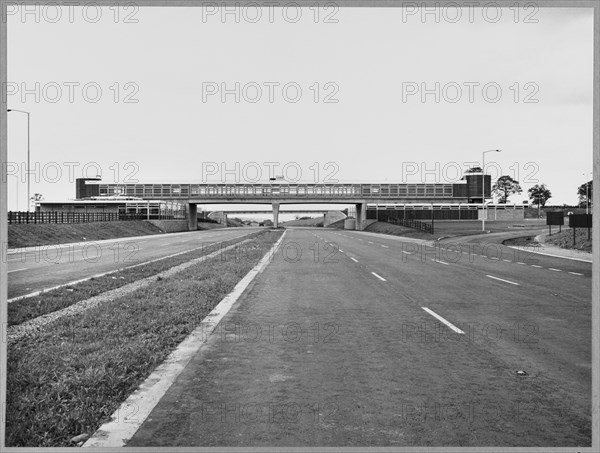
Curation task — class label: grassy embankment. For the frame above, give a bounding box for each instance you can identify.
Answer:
[363,219,547,240]
[6,229,283,447]
[8,221,166,248]
[543,228,592,253]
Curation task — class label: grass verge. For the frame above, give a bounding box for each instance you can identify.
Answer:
[8,231,262,326]
[8,221,169,248]
[543,228,592,253]
[6,229,283,447]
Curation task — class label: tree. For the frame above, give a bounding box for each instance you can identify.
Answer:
[528,184,552,207]
[577,180,592,208]
[465,166,483,173]
[492,175,522,203]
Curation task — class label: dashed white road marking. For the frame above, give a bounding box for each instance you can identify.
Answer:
[569,271,584,276]
[350,257,359,263]
[432,259,449,265]
[401,251,413,255]
[548,268,562,272]
[381,245,389,248]
[486,275,520,286]
[371,272,387,281]
[502,259,511,262]
[421,307,464,334]
[517,262,526,265]
[339,249,344,253]
[368,241,374,244]
[531,265,542,268]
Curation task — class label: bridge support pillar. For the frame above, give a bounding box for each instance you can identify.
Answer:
[223,213,228,227]
[355,203,365,231]
[187,203,198,231]
[272,202,280,228]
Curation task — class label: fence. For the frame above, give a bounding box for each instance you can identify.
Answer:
[8,211,182,225]
[387,217,434,234]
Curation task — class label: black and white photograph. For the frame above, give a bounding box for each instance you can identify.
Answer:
[0,1,598,450]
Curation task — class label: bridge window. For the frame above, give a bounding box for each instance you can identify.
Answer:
[417,185,426,196]
[407,185,416,196]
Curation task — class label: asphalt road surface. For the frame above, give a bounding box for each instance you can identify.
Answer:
[127,227,591,447]
[6,228,262,299]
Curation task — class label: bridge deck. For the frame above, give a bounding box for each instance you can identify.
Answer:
[91,182,459,201]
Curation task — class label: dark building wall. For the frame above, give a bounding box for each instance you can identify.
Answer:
[76,178,100,199]
[464,174,491,201]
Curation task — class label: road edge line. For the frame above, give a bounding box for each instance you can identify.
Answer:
[83,229,287,448]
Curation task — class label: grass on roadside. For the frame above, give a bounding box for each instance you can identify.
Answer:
[543,228,592,253]
[8,231,263,327]
[8,221,166,248]
[6,229,283,447]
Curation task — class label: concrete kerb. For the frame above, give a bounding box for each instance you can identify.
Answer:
[83,229,288,448]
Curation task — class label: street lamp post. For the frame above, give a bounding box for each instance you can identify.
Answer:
[482,149,502,232]
[7,109,31,212]
[583,172,592,215]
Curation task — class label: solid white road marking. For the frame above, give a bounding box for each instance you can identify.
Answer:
[568,271,584,276]
[421,307,464,334]
[371,272,387,281]
[350,257,359,263]
[8,267,29,273]
[548,268,562,272]
[486,275,520,286]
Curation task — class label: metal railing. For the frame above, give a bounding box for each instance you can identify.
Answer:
[7,211,181,224]
[388,217,434,234]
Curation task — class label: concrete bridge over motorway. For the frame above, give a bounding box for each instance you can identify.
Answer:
[207,209,347,227]
[80,179,489,230]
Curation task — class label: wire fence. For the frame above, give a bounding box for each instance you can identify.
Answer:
[7,211,183,225]
[387,217,434,234]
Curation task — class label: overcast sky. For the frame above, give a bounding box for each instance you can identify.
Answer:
[5,5,594,213]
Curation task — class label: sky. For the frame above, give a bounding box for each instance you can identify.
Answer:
[5,4,594,215]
